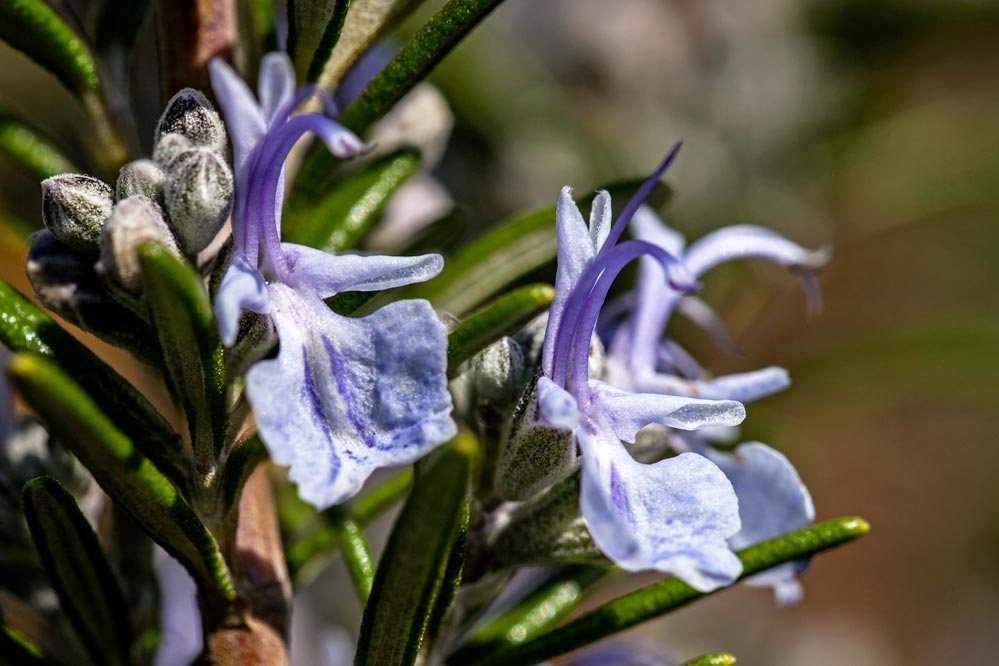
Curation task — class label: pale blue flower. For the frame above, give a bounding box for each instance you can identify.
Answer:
[209,53,455,508]
[605,205,826,603]
[537,146,747,592]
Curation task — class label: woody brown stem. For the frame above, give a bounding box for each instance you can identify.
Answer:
[201,465,290,665]
[155,0,237,99]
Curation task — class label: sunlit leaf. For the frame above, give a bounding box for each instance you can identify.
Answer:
[355,433,477,666]
[22,477,132,666]
[9,353,235,602]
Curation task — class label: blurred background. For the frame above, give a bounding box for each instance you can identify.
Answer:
[2,0,998,664]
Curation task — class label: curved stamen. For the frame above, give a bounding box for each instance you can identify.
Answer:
[600,142,682,253]
[246,113,360,282]
[269,84,340,129]
[569,243,696,400]
[550,240,694,393]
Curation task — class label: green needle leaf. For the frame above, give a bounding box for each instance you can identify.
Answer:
[0,280,184,483]
[21,477,132,666]
[289,0,494,206]
[139,244,227,471]
[9,353,236,602]
[0,0,101,97]
[399,180,672,315]
[678,653,737,666]
[315,0,428,90]
[286,468,413,582]
[469,517,870,666]
[0,112,78,180]
[355,433,477,666]
[338,0,506,134]
[287,0,352,81]
[402,208,556,316]
[447,283,555,377]
[0,627,45,666]
[327,507,375,602]
[220,435,267,515]
[449,566,607,664]
[284,148,421,250]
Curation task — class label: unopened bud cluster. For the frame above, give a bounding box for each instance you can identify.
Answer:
[27,90,234,357]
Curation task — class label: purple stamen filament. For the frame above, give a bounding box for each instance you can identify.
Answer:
[551,241,693,402]
[231,85,347,281]
[548,142,689,405]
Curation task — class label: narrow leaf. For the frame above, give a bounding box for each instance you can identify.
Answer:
[401,181,672,315]
[0,280,184,482]
[21,476,132,666]
[470,517,870,666]
[9,354,236,601]
[286,468,413,582]
[315,0,428,90]
[448,566,607,664]
[0,112,78,180]
[337,0,506,134]
[447,283,554,376]
[355,433,477,666]
[220,435,267,514]
[679,653,737,666]
[289,0,481,204]
[327,507,375,602]
[284,148,420,250]
[404,208,556,316]
[139,244,227,469]
[288,0,349,80]
[0,626,45,666]
[0,0,101,97]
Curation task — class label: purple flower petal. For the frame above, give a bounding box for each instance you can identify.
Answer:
[257,52,296,125]
[577,416,742,591]
[589,379,745,439]
[214,254,270,346]
[683,224,831,280]
[246,284,455,508]
[706,441,814,603]
[282,243,443,298]
[589,189,612,250]
[626,366,791,404]
[542,187,602,377]
[208,58,267,175]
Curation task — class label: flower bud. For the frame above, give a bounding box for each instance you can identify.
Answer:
[494,375,577,501]
[98,195,181,293]
[154,88,227,153]
[40,174,113,254]
[153,132,193,166]
[163,147,234,256]
[117,159,165,203]
[469,337,526,408]
[26,230,159,359]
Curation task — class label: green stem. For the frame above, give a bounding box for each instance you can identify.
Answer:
[468,517,870,666]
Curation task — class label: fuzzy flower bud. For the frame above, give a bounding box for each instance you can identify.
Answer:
[494,376,577,501]
[98,195,181,292]
[41,174,113,254]
[117,159,165,203]
[26,231,159,359]
[469,337,526,407]
[163,146,234,256]
[153,132,193,166]
[154,88,227,153]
